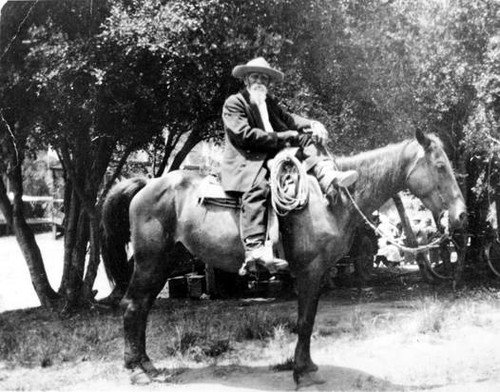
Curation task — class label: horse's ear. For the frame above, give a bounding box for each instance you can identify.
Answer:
[416,129,431,150]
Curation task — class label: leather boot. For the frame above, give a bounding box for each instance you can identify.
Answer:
[240,240,289,276]
[313,160,359,194]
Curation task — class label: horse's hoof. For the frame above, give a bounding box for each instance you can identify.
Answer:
[151,369,174,383]
[295,372,326,390]
[130,368,152,385]
[140,360,159,376]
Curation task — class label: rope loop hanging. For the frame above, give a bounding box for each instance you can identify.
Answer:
[269,148,309,216]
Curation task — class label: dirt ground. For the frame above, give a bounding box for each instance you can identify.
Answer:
[2,282,500,392]
[2,234,500,391]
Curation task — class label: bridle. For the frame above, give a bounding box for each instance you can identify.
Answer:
[404,145,450,229]
[346,145,452,255]
[345,188,449,256]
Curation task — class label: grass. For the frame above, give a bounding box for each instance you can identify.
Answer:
[391,285,500,339]
[0,299,297,369]
[155,302,298,365]
[0,307,123,367]
[270,356,294,372]
[2,280,500,391]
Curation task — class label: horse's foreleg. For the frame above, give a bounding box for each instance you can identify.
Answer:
[293,258,326,388]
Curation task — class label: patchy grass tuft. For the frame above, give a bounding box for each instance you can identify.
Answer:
[270,356,294,372]
[0,318,18,358]
[233,309,296,341]
[416,299,447,334]
[152,303,296,363]
[350,306,367,338]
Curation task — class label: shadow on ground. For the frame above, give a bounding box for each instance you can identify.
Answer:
[159,363,429,391]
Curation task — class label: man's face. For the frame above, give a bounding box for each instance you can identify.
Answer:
[245,72,270,94]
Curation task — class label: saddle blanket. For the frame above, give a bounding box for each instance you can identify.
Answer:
[197,175,241,209]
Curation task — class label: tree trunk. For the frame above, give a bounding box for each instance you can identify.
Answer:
[59,136,116,308]
[392,193,434,282]
[59,184,79,295]
[8,167,59,307]
[63,207,89,308]
[1,114,58,307]
[82,212,101,300]
[0,177,13,227]
[495,190,500,238]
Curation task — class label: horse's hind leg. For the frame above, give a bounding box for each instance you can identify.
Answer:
[122,232,171,375]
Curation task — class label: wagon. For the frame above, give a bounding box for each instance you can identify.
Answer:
[418,226,500,281]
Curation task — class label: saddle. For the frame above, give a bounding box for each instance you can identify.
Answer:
[197,148,307,212]
[197,175,281,256]
[197,175,241,209]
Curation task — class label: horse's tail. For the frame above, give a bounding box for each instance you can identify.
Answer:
[101,177,148,299]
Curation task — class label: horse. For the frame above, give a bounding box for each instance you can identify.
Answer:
[101,129,467,388]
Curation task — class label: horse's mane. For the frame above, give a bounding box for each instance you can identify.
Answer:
[332,139,415,199]
[339,138,408,168]
[336,134,443,169]
[330,134,443,200]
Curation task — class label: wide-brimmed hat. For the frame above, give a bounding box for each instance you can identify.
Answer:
[232,57,284,82]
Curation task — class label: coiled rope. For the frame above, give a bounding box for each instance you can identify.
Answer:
[269,149,309,216]
[270,147,449,254]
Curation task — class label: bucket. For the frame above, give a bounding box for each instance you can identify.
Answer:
[186,274,205,299]
[167,276,188,298]
[266,280,282,297]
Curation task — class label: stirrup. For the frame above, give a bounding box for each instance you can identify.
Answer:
[238,257,288,276]
[240,242,289,276]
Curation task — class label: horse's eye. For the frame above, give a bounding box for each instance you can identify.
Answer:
[437,164,447,173]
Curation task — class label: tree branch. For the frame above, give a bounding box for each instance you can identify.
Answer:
[0,109,20,173]
[486,134,500,146]
[60,140,97,220]
[0,176,13,227]
[156,127,185,177]
[168,127,203,172]
[96,143,135,208]
[90,136,114,187]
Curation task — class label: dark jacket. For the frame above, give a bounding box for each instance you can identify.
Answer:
[221,89,311,192]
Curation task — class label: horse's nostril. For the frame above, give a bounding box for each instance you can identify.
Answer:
[459,211,468,226]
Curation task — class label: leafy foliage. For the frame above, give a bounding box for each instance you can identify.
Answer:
[3,0,500,307]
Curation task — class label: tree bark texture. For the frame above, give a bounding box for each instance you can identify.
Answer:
[1,115,58,307]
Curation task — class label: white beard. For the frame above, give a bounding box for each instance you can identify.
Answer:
[248,84,268,105]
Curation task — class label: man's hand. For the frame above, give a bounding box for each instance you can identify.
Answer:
[277,130,300,147]
[279,130,299,140]
[304,121,328,144]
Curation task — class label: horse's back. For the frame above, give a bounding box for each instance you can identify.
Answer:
[130,170,201,211]
[130,170,244,273]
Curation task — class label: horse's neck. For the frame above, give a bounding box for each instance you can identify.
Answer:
[336,140,415,213]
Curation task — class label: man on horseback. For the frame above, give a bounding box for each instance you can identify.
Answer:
[221,57,358,272]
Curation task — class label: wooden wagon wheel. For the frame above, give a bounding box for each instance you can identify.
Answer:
[421,236,467,281]
[484,239,500,278]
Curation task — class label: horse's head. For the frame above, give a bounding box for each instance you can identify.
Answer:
[405,130,467,232]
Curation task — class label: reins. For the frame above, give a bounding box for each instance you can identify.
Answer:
[329,143,450,255]
[344,188,449,255]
